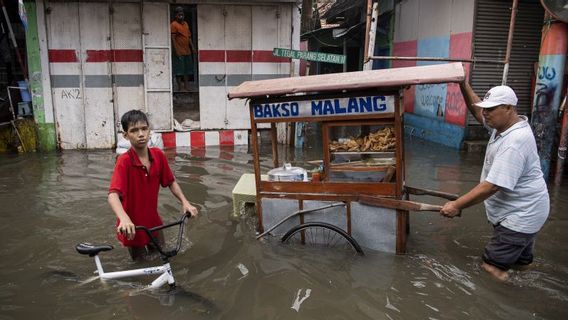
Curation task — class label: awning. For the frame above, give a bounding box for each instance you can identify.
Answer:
[228,62,466,100]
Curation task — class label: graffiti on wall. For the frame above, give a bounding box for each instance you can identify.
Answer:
[414,36,449,119]
[60,89,81,100]
[414,83,447,118]
[531,55,566,178]
[445,88,466,125]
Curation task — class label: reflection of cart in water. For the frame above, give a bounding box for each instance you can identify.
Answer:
[228,63,465,254]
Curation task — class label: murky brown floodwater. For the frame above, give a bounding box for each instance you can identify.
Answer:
[1,140,567,319]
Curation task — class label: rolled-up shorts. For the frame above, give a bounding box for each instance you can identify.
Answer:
[173,54,193,76]
[482,224,537,271]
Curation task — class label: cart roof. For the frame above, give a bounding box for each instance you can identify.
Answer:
[228,62,465,100]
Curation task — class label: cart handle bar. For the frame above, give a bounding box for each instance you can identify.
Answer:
[135,214,190,259]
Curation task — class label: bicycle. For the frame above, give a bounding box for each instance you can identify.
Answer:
[75,214,190,289]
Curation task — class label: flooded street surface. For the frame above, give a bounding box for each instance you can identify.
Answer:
[1,140,567,319]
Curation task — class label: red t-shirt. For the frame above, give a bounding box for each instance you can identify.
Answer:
[109,147,175,247]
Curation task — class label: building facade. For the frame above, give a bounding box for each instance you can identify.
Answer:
[27,0,300,150]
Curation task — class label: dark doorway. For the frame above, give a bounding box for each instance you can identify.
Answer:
[170,4,200,129]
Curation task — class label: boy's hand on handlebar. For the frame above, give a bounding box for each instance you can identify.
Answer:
[117,219,136,240]
[183,202,198,217]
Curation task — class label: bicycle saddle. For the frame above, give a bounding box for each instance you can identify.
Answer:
[76,242,114,257]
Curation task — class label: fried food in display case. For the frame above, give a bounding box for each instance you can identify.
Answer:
[329,127,396,152]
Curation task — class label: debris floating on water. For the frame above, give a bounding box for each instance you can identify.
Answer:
[291,288,312,312]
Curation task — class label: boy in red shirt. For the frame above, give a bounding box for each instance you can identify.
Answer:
[108,110,198,260]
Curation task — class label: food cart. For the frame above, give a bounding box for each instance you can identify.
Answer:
[228,63,465,254]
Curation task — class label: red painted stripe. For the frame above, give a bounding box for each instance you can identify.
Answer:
[48,49,78,63]
[86,50,112,62]
[219,130,234,146]
[190,131,205,147]
[199,50,290,63]
[113,49,144,62]
[253,50,290,63]
[199,50,225,62]
[162,132,177,148]
[86,49,143,62]
[227,50,252,62]
[49,49,143,63]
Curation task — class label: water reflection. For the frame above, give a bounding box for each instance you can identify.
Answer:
[0,140,566,319]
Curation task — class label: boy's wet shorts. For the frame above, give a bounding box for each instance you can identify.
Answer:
[482,224,537,271]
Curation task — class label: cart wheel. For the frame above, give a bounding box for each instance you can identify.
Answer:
[281,222,364,255]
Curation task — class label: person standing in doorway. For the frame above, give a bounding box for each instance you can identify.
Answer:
[171,7,196,92]
[440,81,550,281]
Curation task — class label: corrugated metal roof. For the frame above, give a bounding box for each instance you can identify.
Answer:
[228,63,465,99]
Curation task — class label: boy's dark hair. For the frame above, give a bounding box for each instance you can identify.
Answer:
[121,110,149,132]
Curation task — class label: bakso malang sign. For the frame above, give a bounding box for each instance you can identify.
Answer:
[252,95,395,120]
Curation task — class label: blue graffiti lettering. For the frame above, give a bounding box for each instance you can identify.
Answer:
[538,66,556,81]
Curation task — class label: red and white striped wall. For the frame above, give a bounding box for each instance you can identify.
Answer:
[40,2,299,150]
[160,130,248,148]
[44,2,169,149]
[197,4,296,130]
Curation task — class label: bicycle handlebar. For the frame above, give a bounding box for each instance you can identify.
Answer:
[135,214,190,259]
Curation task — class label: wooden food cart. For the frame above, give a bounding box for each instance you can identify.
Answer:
[228,63,465,254]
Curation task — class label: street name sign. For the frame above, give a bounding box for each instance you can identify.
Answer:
[272,48,346,65]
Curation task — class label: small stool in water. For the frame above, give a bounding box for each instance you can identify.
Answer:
[231,173,263,218]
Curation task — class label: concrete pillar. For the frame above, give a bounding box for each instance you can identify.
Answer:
[25,0,57,151]
[530,20,568,180]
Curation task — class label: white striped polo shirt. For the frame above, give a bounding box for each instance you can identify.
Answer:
[481,115,549,233]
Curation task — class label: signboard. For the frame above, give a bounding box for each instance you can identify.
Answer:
[253,95,395,120]
[272,48,346,65]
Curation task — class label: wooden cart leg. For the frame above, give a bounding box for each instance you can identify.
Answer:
[404,193,410,235]
[396,209,409,254]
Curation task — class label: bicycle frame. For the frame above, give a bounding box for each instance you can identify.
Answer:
[77,214,189,289]
[93,255,175,289]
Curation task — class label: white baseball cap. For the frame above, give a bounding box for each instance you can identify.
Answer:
[474,85,518,108]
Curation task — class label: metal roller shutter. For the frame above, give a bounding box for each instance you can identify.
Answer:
[469,0,544,125]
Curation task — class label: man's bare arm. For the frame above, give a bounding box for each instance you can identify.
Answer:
[440,181,499,217]
[459,81,484,124]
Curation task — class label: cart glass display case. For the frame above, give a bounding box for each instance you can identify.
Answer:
[325,121,397,183]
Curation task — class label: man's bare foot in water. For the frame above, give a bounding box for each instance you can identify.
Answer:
[481,262,509,281]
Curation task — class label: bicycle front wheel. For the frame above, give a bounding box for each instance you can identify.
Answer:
[281,222,364,255]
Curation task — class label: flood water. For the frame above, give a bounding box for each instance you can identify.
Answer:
[1,139,567,319]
